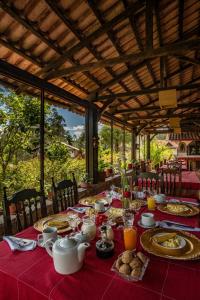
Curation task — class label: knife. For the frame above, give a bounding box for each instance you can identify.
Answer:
[167,200,199,206]
[159,220,200,232]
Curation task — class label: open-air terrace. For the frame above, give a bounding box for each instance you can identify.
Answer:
[0,1,200,299]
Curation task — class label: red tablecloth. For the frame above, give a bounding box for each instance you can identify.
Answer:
[0,197,200,300]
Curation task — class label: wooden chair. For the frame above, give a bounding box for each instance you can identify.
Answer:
[3,188,42,235]
[133,172,161,193]
[52,173,78,213]
[161,168,182,196]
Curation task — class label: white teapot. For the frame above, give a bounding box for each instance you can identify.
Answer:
[45,237,89,275]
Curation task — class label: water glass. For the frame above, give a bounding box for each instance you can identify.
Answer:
[123,210,134,227]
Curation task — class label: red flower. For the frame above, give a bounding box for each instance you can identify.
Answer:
[123,191,131,198]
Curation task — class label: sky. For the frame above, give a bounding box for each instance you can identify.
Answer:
[56,108,85,137]
[57,108,103,137]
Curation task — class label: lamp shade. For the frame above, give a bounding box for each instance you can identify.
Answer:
[174,127,181,134]
[159,89,177,109]
[169,117,180,128]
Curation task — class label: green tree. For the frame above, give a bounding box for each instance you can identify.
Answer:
[0,91,72,191]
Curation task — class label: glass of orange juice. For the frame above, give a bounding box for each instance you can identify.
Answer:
[123,226,137,251]
[147,196,156,210]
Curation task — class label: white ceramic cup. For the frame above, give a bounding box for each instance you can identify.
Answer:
[141,213,155,227]
[37,227,57,245]
[95,201,104,212]
[154,194,166,203]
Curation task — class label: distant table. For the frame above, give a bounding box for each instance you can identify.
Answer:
[0,196,200,300]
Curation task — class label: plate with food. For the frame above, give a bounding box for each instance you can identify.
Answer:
[34,213,73,233]
[140,228,200,260]
[79,196,109,207]
[157,202,199,217]
[129,199,146,210]
[106,207,124,219]
[111,250,149,281]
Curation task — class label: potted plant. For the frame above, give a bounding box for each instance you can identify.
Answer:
[80,173,93,189]
[98,160,107,182]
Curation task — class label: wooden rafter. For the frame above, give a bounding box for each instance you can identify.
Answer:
[46,39,200,79]
[173,55,200,65]
[93,81,200,101]
[0,0,96,95]
[125,113,200,121]
[146,0,154,50]
[87,0,142,113]
[41,1,144,74]
[114,101,200,115]
[45,0,137,115]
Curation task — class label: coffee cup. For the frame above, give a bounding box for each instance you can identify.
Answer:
[141,213,155,227]
[95,201,104,212]
[154,194,166,203]
[37,227,57,245]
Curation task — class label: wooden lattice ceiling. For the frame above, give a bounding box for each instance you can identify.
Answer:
[0,0,200,133]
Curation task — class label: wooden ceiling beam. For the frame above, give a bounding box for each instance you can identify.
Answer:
[146,0,154,51]
[42,1,144,74]
[173,55,200,65]
[46,0,136,114]
[122,0,157,87]
[0,0,95,95]
[87,0,142,112]
[94,81,200,101]
[114,102,200,115]
[0,59,89,107]
[46,39,200,79]
[154,1,167,89]
[93,27,199,95]
[126,113,200,121]
[95,63,192,100]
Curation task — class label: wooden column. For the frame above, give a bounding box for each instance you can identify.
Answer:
[144,135,146,160]
[139,134,141,161]
[40,88,47,217]
[131,130,137,161]
[147,133,151,160]
[111,119,113,166]
[123,125,126,165]
[85,106,99,183]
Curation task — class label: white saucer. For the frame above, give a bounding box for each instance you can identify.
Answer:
[96,207,108,213]
[37,235,62,248]
[137,220,158,229]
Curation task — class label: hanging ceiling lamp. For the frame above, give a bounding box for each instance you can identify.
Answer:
[174,127,181,134]
[159,89,177,109]
[169,117,180,128]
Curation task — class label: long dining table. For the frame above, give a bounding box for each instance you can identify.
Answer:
[0,196,200,300]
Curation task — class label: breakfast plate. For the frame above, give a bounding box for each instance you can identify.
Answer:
[34,213,73,234]
[106,207,124,220]
[129,200,146,210]
[140,228,200,260]
[79,196,109,206]
[157,202,199,217]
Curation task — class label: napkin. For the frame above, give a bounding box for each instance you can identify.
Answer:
[68,207,87,213]
[159,221,200,232]
[3,236,37,252]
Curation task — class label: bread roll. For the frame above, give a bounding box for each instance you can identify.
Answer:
[119,264,131,275]
[131,266,142,278]
[129,257,142,269]
[121,250,133,264]
[116,257,123,270]
[136,252,147,264]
